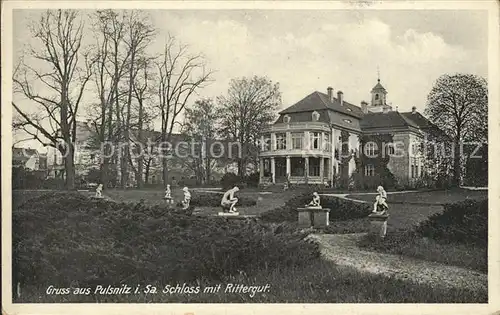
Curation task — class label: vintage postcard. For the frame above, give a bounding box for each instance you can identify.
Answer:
[2,1,499,315]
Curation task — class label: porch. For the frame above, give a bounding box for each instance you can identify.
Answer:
[259,156,332,185]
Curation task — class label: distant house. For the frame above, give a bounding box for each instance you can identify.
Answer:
[12,147,40,170]
[46,120,238,186]
[259,79,445,188]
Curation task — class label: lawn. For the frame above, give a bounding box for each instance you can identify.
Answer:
[347,188,488,205]
[102,187,300,215]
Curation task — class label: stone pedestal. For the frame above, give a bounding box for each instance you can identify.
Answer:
[297,208,313,228]
[297,208,331,228]
[368,213,389,239]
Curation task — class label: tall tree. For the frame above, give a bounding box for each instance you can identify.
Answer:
[12,10,93,190]
[217,76,281,177]
[154,35,213,187]
[121,11,155,188]
[424,73,488,186]
[182,98,220,184]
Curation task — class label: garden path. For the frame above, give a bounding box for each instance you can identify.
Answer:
[309,233,487,292]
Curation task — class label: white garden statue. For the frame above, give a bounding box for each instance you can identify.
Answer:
[372,185,389,214]
[164,184,174,204]
[306,192,321,208]
[181,187,191,209]
[95,184,103,198]
[221,186,240,213]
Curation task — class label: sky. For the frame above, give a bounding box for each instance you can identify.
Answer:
[12,9,488,151]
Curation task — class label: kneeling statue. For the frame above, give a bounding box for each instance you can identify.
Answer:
[306,192,321,208]
[221,186,240,213]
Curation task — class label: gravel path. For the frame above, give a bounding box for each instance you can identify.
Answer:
[309,233,487,292]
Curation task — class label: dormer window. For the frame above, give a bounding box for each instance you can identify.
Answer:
[343,119,352,124]
[312,111,320,121]
[346,108,352,112]
[283,115,291,123]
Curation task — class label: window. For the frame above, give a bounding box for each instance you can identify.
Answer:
[291,133,303,149]
[323,133,331,152]
[276,133,286,150]
[343,119,352,124]
[262,134,271,151]
[411,158,419,178]
[309,158,320,177]
[365,142,378,156]
[283,115,291,123]
[346,108,352,112]
[385,143,395,156]
[375,94,379,100]
[310,132,320,150]
[312,111,320,121]
[365,164,375,176]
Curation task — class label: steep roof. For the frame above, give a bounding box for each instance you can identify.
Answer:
[371,80,387,93]
[279,91,363,118]
[360,111,419,130]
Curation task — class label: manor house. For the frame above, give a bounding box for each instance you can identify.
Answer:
[258,79,439,187]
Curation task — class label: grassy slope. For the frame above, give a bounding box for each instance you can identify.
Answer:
[17,260,486,303]
[11,191,487,303]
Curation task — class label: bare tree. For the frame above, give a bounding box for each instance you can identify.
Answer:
[425,73,488,186]
[154,35,213,187]
[217,76,281,177]
[12,10,93,189]
[121,11,155,188]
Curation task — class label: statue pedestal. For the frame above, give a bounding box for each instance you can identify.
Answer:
[368,212,389,240]
[218,212,240,216]
[297,207,330,228]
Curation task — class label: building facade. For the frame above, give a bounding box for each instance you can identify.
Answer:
[259,80,439,187]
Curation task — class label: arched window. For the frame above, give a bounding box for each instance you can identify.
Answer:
[312,111,320,121]
[375,94,379,100]
[283,115,291,123]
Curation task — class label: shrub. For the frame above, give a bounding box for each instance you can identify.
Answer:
[13,191,317,290]
[220,172,243,190]
[260,191,371,223]
[415,199,488,247]
[244,172,260,187]
[190,192,257,207]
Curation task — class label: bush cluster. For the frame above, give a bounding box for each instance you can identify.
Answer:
[260,191,371,223]
[189,192,257,207]
[415,199,488,247]
[220,172,260,190]
[12,192,319,291]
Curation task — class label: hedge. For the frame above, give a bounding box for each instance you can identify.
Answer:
[260,191,371,223]
[12,192,319,290]
[190,192,257,207]
[415,199,488,247]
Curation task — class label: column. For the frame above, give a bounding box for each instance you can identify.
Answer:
[271,157,276,184]
[286,156,291,177]
[321,132,325,151]
[304,131,310,150]
[271,133,276,151]
[304,157,309,184]
[320,157,325,184]
[260,135,265,151]
[259,158,264,183]
[286,132,291,150]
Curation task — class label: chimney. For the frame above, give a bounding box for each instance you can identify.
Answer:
[361,101,368,114]
[327,87,333,102]
[337,91,343,105]
[412,106,417,114]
